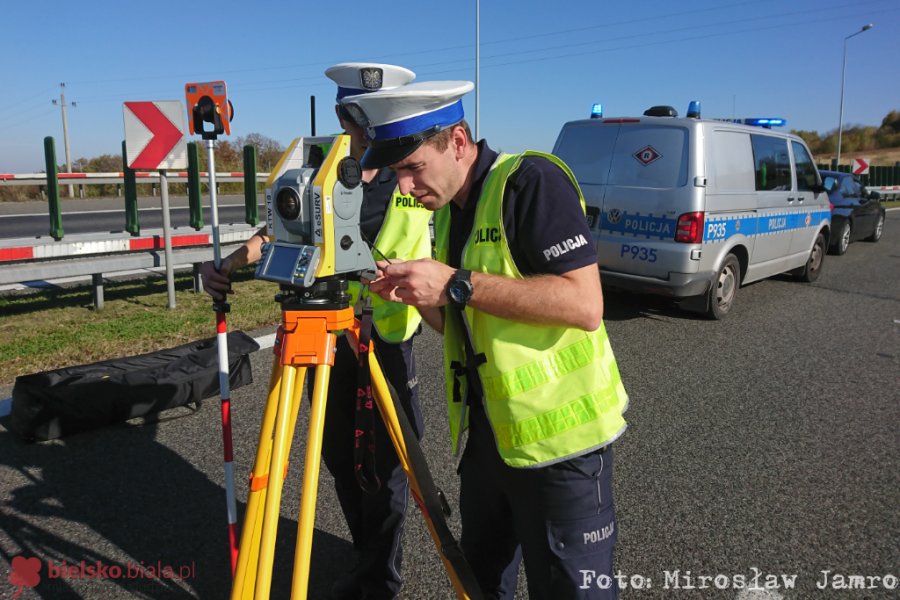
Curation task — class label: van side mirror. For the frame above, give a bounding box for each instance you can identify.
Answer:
[822,176,836,192]
[869,190,881,201]
[809,182,827,194]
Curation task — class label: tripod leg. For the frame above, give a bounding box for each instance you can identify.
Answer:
[289,362,331,599]
[234,306,352,599]
[232,361,280,599]
[367,355,407,466]
[367,351,476,600]
[250,363,306,600]
[232,359,305,600]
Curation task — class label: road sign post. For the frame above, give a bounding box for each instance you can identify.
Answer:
[122,100,188,309]
[158,169,176,308]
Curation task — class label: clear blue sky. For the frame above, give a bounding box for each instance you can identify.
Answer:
[2,0,898,173]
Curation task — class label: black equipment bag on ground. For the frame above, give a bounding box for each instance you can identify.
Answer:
[9,331,260,442]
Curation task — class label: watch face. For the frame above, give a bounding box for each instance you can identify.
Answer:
[449,277,472,305]
[449,283,465,304]
[448,269,473,307]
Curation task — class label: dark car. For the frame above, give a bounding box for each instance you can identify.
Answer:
[820,170,886,255]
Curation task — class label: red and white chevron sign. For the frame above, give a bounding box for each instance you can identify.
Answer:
[123,101,187,170]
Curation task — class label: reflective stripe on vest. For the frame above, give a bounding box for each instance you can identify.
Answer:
[434,151,628,468]
[349,188,433,343]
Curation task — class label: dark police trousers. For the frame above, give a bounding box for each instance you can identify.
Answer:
[460,403,618,600]
[311,331,423,600]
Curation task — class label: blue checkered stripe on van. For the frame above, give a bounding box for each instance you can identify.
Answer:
[703,210,831,243]
[600,212,677,239]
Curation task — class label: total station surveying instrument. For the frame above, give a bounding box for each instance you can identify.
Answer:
[231,135,482,599]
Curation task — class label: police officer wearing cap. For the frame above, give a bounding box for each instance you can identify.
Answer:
[200,63,432,600]
[345,81,629,599]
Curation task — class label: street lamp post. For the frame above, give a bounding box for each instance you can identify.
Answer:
[475,0,480,141]
[836,23,873,169]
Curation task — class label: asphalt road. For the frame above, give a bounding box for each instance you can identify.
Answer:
[1,213,897,599]
[0,195,259,239]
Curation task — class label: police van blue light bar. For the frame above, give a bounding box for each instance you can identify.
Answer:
[686,100,701,119]
[744,117,786,128]
[590,103,603,119]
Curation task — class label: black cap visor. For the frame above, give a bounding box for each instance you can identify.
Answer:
[360,139,424,170]
[359,125,448,169]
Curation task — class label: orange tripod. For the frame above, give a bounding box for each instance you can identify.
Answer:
[230,280,481,600]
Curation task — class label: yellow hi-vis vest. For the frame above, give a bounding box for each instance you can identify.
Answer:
[433,152,628,468]
[349,188,433,343]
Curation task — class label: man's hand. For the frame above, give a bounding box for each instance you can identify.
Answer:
[200,258,233,302]
[196,227,266,302]
[368,258,455,309]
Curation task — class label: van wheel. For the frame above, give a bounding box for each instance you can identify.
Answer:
[865,214,884,242]
[830,221,850,255]
[794,233,825,283]
[704,254,740,319]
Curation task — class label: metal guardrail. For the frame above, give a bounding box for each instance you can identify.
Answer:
[0,141,264,304]
[0,244,238,286]
[0,243,248,310]
[0,223,257,309]
[0,172,271,186]
[4,171,896,197]
[0,225,257,263]
[2,144,265,239]
[868,186,900,201]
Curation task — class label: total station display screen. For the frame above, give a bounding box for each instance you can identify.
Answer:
[265,245,299,280]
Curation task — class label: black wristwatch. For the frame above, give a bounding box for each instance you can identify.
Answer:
[447,269,474,308]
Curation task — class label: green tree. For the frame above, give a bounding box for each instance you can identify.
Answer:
[792,130,822,151]
[235,133,284,172]
[70,154,122,197]
[880,110,900,134]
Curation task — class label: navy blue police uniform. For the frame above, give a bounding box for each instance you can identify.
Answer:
[311,166,424,600]
[449,142,619,600]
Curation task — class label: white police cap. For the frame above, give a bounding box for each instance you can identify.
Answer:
[341,80,474,168]
[324,63,416,101]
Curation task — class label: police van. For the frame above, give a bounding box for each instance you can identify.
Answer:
[552,102,831,318]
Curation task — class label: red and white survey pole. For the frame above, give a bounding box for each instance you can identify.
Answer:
[185,80,239,574]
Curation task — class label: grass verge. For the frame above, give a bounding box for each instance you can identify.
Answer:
[0,266,281,386]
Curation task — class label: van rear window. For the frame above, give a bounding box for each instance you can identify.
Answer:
[609,126,688,188]
[553,124,687,188]
[553,123,619,185]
